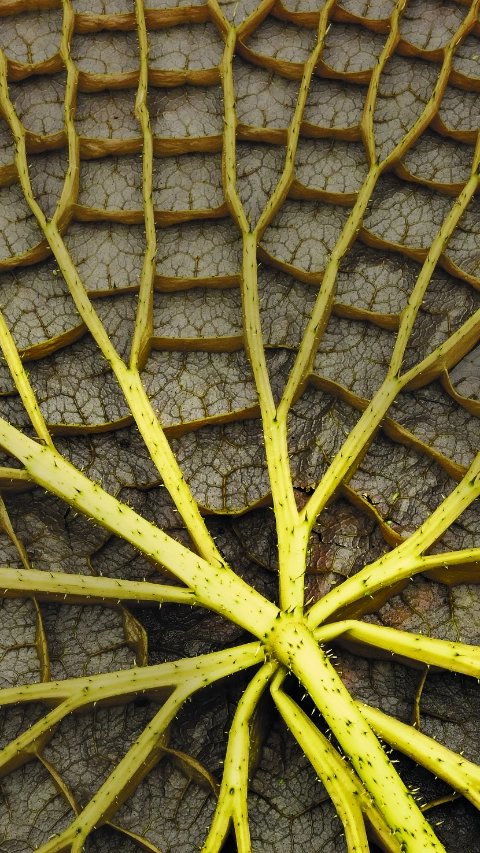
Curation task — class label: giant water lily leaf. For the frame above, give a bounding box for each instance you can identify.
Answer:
[0,0,478,851]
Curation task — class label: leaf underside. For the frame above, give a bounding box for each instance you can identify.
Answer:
[0,0,479,851]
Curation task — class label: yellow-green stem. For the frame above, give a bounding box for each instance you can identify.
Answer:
[0,643,263,778]
[271,671,369,853]
[0,566,196,606]
[242,232,302,610]
[0,417,279,633]
[359,703,480,810]
[202,662,277,853]
[37,685,202,853]
[266,615,447,853]
[314,620,480,677]
[0,311,54,449]
[307,451,480,628]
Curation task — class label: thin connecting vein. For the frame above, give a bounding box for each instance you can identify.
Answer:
[130,0,155,370]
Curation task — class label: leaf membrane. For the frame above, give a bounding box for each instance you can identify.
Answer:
[0,0,478,849]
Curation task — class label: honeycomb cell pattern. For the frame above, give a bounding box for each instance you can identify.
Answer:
[0,0,479,851]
